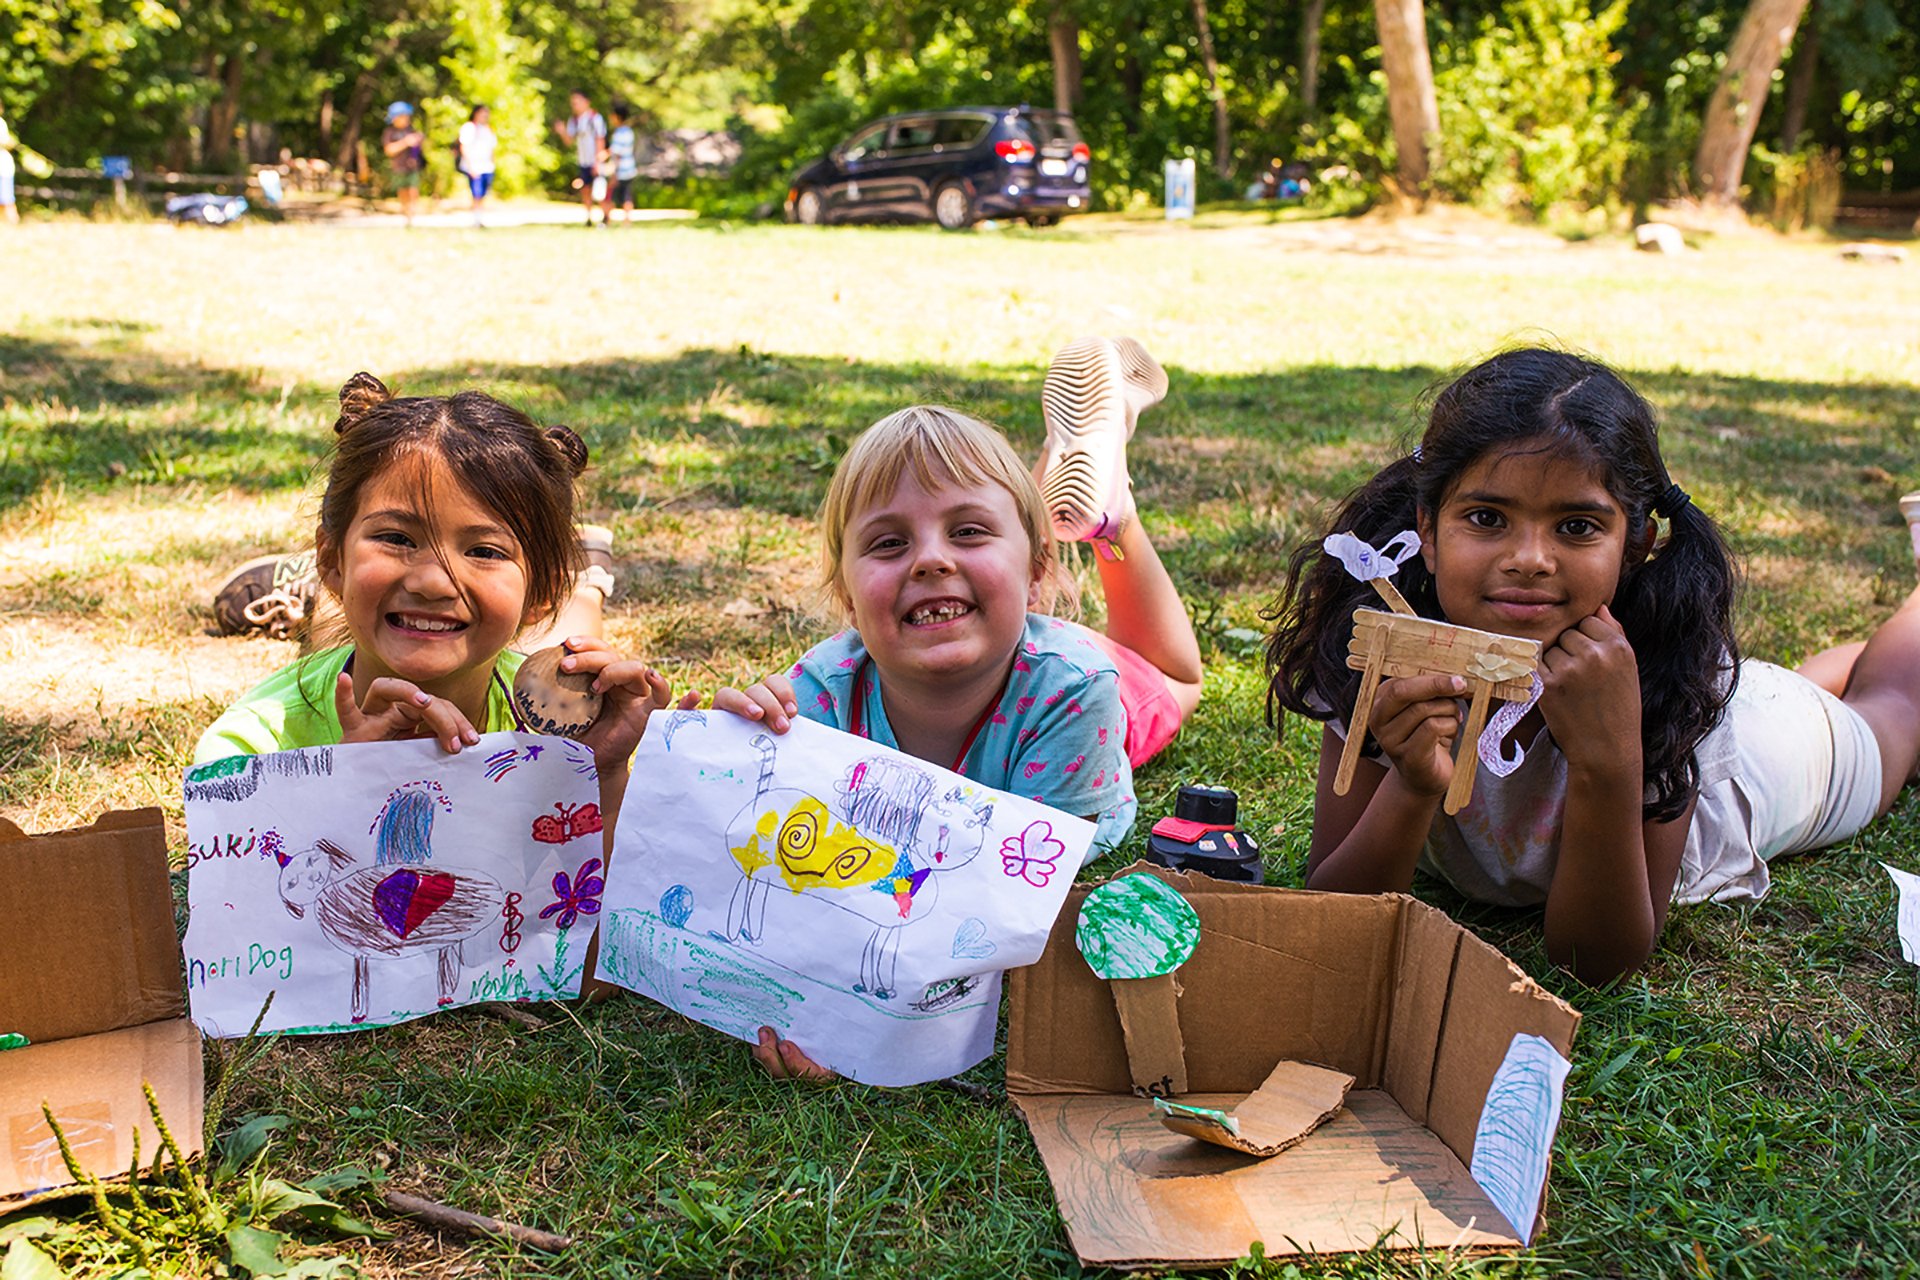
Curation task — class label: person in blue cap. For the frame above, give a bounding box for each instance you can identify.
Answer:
[381,101,426,226]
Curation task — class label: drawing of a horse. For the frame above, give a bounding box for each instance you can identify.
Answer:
[724,736,992,998]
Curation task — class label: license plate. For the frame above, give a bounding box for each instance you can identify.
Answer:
[1040,158,1068,176]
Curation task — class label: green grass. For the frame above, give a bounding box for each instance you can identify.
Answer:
[2,213,1919,1277]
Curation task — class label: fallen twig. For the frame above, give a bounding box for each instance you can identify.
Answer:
[479,1001,546,1029]
[380,1190,574,1252]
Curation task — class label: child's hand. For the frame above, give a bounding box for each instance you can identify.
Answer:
[551,636,683,771]
[713,673,799,734]
[334,673,480,753]
[751,1027,838,1081]
[1366,673,1467,797]
[1539,605,1642,770]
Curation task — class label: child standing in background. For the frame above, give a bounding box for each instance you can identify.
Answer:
[607,106,639,225]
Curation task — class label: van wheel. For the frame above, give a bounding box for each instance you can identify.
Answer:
[793,188,825,226]
[934,183,974,231]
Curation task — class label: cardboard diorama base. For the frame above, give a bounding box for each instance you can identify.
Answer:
[0,810,204,1204]
[1008,865,1579,1267]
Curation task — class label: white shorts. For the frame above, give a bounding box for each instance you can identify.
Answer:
[1678,661,1884,903]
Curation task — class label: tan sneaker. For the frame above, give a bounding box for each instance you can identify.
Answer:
[1035,337,1167,555]
[212,550,320,639]
[577,524,618,600]
[1901,492,1920,573]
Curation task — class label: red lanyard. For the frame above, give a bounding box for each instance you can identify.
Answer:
[846,657,1004,773]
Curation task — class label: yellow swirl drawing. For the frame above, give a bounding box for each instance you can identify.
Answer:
[730,795,894,893]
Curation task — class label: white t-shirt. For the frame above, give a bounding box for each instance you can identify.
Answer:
[0,118,15,180]
[569,111,605,166]
[458,121,497,175]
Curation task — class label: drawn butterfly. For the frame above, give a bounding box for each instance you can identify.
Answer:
[1000,820,1065,888]
[531,801,603,845]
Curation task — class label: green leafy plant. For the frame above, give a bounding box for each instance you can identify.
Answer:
[1431,0,1644,215]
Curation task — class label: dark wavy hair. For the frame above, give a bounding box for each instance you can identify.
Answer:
[1264,347,1739,823]
[316,372,588,630]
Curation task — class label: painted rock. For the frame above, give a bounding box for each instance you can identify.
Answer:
[512,645,603,738]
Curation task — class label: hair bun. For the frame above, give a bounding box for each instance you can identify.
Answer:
[546,424,589,477]
[336,372,392,434]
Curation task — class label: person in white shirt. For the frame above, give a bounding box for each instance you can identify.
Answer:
[552,90,607,227]
[458,104,498,225]
[0,106,17,225]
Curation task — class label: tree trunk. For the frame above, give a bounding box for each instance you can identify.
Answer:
[1373,0,1438,193]
[1118,16,1145,133]
[205,52,246,172]
[1190,0,1232,177]
[1694,0,1811,205]
[334,39,400,175]
[319,90,335,157]
[1049,6,1082,115]
[1301,0,1328,112]
[1777,0,1819,150]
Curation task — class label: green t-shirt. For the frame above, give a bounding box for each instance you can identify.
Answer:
[193,647,528,763]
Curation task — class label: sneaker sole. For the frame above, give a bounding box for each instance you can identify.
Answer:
[1038,337,1165,542]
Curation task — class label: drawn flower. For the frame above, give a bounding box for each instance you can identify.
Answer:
[540,858,605,929]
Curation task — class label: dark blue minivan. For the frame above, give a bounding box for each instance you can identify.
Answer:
[786,107,1092,230]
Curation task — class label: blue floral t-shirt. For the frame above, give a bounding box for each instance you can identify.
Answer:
[787,614,1136,857]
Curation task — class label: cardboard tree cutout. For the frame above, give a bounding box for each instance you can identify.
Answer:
[1075,872,1199,1096]
[1325,531,1543,815]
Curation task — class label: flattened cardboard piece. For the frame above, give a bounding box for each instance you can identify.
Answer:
[0,810,203,1204]
[1156,1059,1354,1156]
[1,1021,204,1204]
[1006,863,1579,1264]
[1013,1090,1522,1265]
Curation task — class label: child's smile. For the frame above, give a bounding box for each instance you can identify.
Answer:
[322,455,532,712]
[1419,444,1634,646]
[840,469,1039,690]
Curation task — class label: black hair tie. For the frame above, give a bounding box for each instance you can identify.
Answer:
[1655,483,1690,518]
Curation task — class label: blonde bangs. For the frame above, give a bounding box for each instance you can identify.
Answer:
[818,405,1075,621]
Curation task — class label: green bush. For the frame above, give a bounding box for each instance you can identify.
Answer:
[1432,0,1643,215]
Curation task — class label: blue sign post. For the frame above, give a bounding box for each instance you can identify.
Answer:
[1164,158,1196,221]
[102,156,133,210]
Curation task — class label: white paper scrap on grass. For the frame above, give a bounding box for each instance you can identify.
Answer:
[1883,863,1920,965]
[600,711,1093,1086]
[184,734,603,1036]
[1469,1032,1572,1245]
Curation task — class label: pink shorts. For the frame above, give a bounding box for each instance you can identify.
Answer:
[1089,632,1185,768]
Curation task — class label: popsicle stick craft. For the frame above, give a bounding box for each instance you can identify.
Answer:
[1325,530,1542,815]
[597,712,1093,1086]
[183,733,602,1036]
[1076,872,1200,1097]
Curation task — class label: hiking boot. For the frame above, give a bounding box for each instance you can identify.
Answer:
[212,550,320,639]
[577,524,618,600]
[1035,337,1168,556]
[1902,492,1920,574]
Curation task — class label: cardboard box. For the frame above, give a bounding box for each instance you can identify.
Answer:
[0,809,204,1203]
[1007,865,1579,1265]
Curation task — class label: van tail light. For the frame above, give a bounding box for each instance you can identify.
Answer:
[1071,143,1090,162]
[994,139,1036,163]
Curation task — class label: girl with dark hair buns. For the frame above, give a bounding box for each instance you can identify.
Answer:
[1267,347,1920,983]
[196,374,685,855]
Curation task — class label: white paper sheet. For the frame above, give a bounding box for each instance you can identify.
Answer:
[1469,1032,1572,1245]
[1883,863,1920,965]
[600,711,1094,1086]
[184,734,603,1035]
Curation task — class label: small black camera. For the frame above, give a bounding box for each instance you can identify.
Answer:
[1144,784,1263,883]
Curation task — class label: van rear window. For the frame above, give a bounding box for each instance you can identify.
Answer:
[1015,114,1082,146]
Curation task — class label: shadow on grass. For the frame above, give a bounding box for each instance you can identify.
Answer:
[7,331,1919,628]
